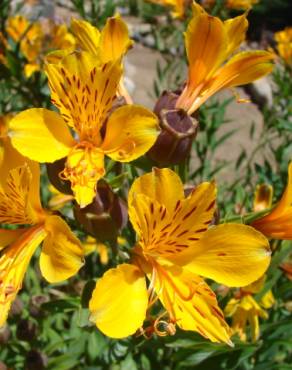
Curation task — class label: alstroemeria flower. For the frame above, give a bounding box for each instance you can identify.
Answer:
[175,1,274,115]
[275,27,292,66]
[89,168,271,343]
[146,0,186,18]
[0,163,84,327]
[224,276,275,342]
[5,15,75,78]
[8,51,159,207]
[252,162,292,239]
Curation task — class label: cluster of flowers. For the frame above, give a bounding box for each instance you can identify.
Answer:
[0,1,290,344]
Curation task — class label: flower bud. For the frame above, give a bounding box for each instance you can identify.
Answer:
[9,297,23,317]
[0,325,11,345]
[16,319,38,342]
[74,180,127,242]
[46,158,72,195]
[25,350,48,370]
[29,295,49,318]
[148,92,198,165]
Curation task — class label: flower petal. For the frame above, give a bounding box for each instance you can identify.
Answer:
[0,225,46,327]
[154,264,232,344]
[252,162,292,239]
[62,146,105,208]
[99,15,133,63]
[102,105,159,162]
[0,228,27,250]
[0,165,43,225]
[71,18,100,55]
[8,108,75,163]
[186,2,227,87]
[128,168,184,213]
[89,264,148,338]
[223,12,248,58]
[129,181,216,258]
[40,215,84,283]
[46,53,122,141]
[172,224,271,287]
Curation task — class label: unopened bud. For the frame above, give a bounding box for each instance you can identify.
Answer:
[46,158,72,195]
[25,349,48,370]
[0,325,11,344]
[148,107,198,166]
[74,180,127,242]
[9,297,23,317]
[29,295,49,318]
[16,319,38,342]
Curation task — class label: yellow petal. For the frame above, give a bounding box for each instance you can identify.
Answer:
[128,168,184,213]
[253,184,273,212]
[252,162,292,239]
[89,264,148,338]
[99,15,133,63]
[214,50,275,89]
[8,108,75,163]
[0,164,43,225]
[154,264,232,344]
[0,228,27,250]
[182,2,227,94]
[173,224,271,287]
[71,18,101,55]
[129,181,216,257]
[102,105,159,162]
[24,62,40,78]
[0,137,26,189]
[0,225,46,327]
[46,53,122,141]
[62,145,105,208]
[223,12,248,58]
[260,290,275,309]
[40,215,84,283]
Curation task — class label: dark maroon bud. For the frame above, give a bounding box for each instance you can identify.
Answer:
[16,319,38,342]
[9,297,23,317]
[0,325,11,345]
[74,180,128,242]
[25,350,48,370]
[46,158,72,195]
[154,91,180,116]
[29,295,49,318]
[148,108,198,166]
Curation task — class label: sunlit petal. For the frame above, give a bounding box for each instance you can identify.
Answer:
[89,264,148,338]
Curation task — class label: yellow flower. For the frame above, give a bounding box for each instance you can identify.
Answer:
[5,15,75,78]
[252,163,292,239]
[225,276,274,342]
[226,0,259,10]
[89,168,271,342]
[0,114,27,183]
[175,2,274,115]
[146,0,186,18]
[0,163,84,327]
[8,51,160,208]
[275,27,292,65]
[6,15,43,77]
[0,32,8,64]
